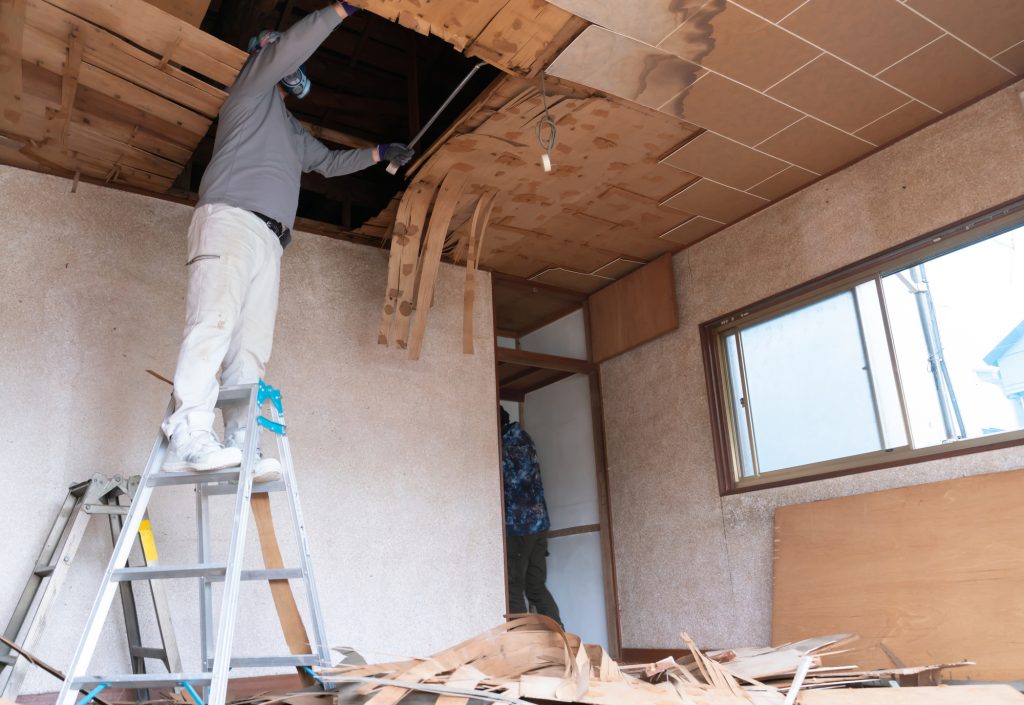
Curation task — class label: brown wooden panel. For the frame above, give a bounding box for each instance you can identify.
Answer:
[773,469,1024,680]
[587,253,678,363]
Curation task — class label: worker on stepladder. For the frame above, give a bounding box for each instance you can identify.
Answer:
[500,407,563,626]
[162,2,414,475]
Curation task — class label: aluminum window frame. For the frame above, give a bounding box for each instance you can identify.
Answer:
[703,197,1024,494]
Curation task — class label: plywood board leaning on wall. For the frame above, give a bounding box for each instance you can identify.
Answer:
[587,253,679,363]
[773,468,1024,681]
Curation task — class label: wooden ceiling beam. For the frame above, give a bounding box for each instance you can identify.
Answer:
[494,347,595,374]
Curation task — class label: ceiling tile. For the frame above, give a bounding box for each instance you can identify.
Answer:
[878,34,1012,112]
[660,216,725,246]
[994,41,1024,74]
[906,0,1024,57]
[659,72,803,145]
[611,159,700,201]
[662,178,769,222]
[532,268,613,294]
[544,0,712,46]
[731,0,808,22]
[748,164,818,199]
[855,99,940,145]
[757,117,874,173]
[659,2,820,91]
[592,258,647,278]
[766,54,908,131]
[781,0,943,74]
[661,131,790,190]
[547,26,704,110]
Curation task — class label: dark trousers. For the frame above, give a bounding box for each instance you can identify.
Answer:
[506,533,562,626]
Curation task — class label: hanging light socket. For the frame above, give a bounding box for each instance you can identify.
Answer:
[541,153,552,173]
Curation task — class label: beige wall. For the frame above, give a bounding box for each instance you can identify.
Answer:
[601,81,1024,649]
[0,166,505,692]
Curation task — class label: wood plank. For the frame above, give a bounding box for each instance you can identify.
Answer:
[378,189,415,346]
[587,253,678,363]
[25,0,224,116]
[774,469,1024,681]
[73,83,198,152]
[66,120,182,178]
[143,0,211,27]
[463,189,497,354]
[495,347,595,374]
[0,0,27,132]
[71,107,192,164]
[799,685,1024,704]
[40,0,245,86]
[44,24,83,146]
[405,166,472,359]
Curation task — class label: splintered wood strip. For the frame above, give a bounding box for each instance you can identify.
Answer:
[66,121,182,178]
[0,0,27,132]
[434,664,486,705]
[463,189,497,354]
[405,166,472,359]
[40,0,245,86]
[250,494,316,688]
[390,177,441,347]
[69,108,192,164]
[378,188,415,346]
[25,0,224,116]
[73,83,197,152]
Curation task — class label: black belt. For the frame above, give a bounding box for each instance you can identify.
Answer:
[250,210,292,249]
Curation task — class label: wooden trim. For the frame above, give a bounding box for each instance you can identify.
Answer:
[542,523,600,539]
[490,271,589,302]
[494,327,519,340]
[492,276,510,619]
[494,347,595,374]
[702,196,1024,495]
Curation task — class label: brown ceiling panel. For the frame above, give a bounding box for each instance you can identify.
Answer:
[757,117,874,174]
[855,100,940,146]
[780,0,943,74]
[659,73,803,145]
[878,34,1013,112]
[906,0,1024,57]
[766,54,908,132]
[581,186,690,237]
[660,2,820,91]
[661,130,790,190]
[747,164,818,200]
[592,258,647,279]
[492,274,586,336]
[731,0,808,22]
[546,26,704,110]
[660,216,725,246]
[610,159,700,201]
[994,42,1024,74]
[662,178,769,223]
[543,0,710,46]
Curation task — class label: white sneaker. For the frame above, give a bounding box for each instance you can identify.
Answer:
[225,433,282,483]
[163,430,242,472]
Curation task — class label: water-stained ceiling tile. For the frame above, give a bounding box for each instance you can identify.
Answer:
[660,2,819,91]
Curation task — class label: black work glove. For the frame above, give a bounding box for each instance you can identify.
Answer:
[377,143,415,167]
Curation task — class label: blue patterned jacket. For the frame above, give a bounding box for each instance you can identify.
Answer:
[502,422,551,536]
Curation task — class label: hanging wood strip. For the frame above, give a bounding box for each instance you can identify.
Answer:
[463,189,498,354]
[378,189,416,346]
[405,166,472,359]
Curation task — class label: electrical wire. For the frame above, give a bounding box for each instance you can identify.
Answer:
[535,72,557,166]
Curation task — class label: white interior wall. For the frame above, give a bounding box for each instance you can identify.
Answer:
[519,309,587,359]
[0,166,505,693]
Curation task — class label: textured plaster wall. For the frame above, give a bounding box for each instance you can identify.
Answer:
[601,81,1024,649]
[0,166,504,693]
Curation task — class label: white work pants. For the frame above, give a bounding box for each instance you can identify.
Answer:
[163,204,283,441]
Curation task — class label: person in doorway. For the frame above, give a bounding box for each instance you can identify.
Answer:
[161,2,415,474]
[501,406,562,626]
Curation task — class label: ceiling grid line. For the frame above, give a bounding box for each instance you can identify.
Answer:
[850,98,922,136]
[898,1,1019,69]
[870,33,948,77]
[761,51,825,93]
[994,37,1024,66]
[727,0,947,114]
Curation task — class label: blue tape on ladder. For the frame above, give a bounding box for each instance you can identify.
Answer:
[75,683,109,705]
[257,416,286,435]
[180,681,206,705]
[257,380,287,435]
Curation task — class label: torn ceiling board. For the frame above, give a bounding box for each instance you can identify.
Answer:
[2,0,243,194]
[349,0,584,77]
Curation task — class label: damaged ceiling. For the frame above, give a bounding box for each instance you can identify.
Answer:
[1,0,1022,292]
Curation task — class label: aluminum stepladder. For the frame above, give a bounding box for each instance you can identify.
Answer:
[0,474,182,703]
[56,381,331,705]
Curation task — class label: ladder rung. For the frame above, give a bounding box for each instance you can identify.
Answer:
[202,480,285,496]
[34,563,56,577]
[112,565,226,581]
[0,654,16,665]
[226,655,319,668]
[228,568,304,581]
[149,469,241,486]
[72,673,212,689]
